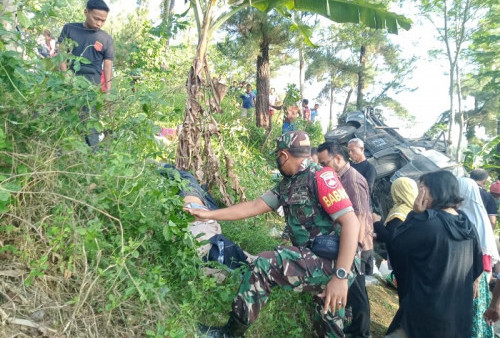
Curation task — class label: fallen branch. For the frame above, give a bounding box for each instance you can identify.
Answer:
[0,307,57,334]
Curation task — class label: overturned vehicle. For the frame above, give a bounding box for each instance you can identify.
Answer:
[324,108,464,217]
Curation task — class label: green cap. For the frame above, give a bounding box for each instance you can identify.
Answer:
[276,131,311,156]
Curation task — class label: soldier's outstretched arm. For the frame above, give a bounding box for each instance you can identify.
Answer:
[321,211,360,315]
[184,198,271,221]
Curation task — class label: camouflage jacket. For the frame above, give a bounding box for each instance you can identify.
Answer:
[261,159,353,246]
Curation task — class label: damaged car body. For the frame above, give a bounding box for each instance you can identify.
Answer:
[325,108,464,217]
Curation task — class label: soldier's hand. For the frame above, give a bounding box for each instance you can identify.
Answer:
[183,207,211,220]
[318,276,348,315]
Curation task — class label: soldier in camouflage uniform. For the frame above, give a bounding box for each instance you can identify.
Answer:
[186,131,361,337]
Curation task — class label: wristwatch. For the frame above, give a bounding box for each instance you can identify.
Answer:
[334,268,348,280]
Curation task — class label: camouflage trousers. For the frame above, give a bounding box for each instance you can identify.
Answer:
[231,245,357,337]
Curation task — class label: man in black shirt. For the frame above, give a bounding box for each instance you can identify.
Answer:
[470,169,498,229]
[58,0,114,148]
[348,138,376,193]
[58,0,114,91]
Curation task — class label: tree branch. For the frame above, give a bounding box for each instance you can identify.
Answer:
[191,0,203,37]
[209,4,247,37]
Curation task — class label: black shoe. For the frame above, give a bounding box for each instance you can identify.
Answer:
[198,322,231,338]
[198,313,249,338]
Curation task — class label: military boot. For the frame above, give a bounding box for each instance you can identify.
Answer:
[198,312,249,338]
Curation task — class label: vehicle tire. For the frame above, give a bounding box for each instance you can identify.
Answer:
[324,125,357,143]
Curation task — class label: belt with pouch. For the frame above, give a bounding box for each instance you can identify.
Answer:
[309,234,340,260]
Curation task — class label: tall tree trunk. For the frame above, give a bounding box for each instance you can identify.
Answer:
[328,85,334,130]
[447,63,455,155]
[343,87,353,117]
[256,38,270,129]
[175,2,245,206]
[356,45,366,110]
[175,2,213,174]
[161,0,176,47]
[455,62,464,161]
[299,47,305,109]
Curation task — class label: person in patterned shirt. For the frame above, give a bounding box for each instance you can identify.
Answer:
[186,131,360,337]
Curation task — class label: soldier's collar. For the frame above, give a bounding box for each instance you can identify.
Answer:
[297,158,311,173]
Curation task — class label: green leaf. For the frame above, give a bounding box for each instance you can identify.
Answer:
[360,7,376,28]
[73,60,81,72]
[290,21,318,48]
[0,190,10,202]
[163,225,171,241]
[76,227,87,236]
[248,0,412,34]
[3,182,20,192]
[0,128,6,149]
[16,11,32,27]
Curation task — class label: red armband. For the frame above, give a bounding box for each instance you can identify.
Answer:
[316,168,352,215]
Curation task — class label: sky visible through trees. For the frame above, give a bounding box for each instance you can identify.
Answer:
[109,0,480,138]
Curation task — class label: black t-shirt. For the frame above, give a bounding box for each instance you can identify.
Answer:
[479,187,498,215]
[351,160,376,192]
[58,23,114,82]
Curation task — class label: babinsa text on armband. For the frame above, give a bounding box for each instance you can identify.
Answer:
[322,188,349,207]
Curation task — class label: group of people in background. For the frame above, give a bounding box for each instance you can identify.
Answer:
[301,98,320,122]
[36,29,56,58]
[308,137,500,338]
[228,82,320,132]
[281,99,320,134]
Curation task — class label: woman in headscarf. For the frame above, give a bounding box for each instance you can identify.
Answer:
[458,177,499,338]
[373,177,418,289]
[374,177,418,246]
[386,171,483,338]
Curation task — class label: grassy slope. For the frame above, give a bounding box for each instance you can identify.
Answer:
[368,284,399,337]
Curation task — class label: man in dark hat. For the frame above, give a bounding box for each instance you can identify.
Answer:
[186,131,361,337]
[58,0,114,148]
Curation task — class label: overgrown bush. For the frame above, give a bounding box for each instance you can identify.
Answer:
[1,27,211,335]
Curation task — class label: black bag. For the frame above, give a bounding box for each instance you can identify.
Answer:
[311,234,340,260]
[204,234,248,270]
